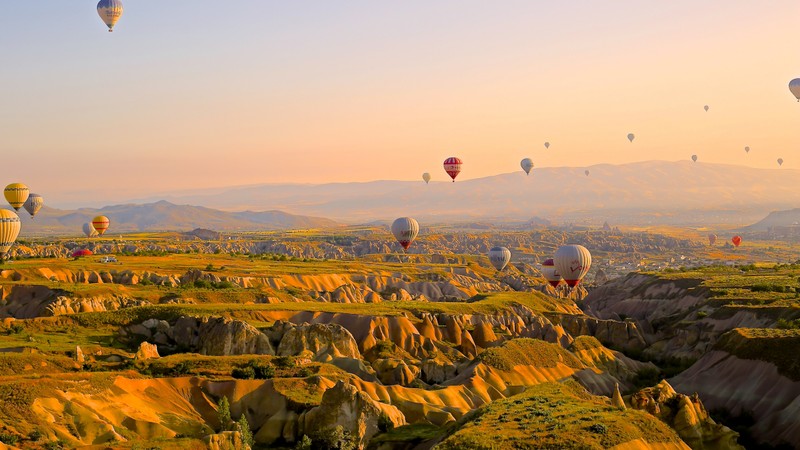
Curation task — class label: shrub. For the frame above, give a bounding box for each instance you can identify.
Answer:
[231,366,255,379]
[217,396,232,432]
[378,413,395,432]
[310,426,357,450]
[237,414,254,447]
[587,423,607,434]
[274,356,294,369]
[0,434,19,445]
[295,435,313,450]
[253,362,275,379]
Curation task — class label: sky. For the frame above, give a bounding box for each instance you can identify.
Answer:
[0,1,799,207]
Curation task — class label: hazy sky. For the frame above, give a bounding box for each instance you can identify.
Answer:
[1,1,799,207]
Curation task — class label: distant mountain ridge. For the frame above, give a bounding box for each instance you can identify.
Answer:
[13,201,340,236]
[745,208,800,231]
[128,161,800,225]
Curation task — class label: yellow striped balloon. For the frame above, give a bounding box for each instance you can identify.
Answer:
[92,215,110,236]
[4,183,29,211]
[0,209,21,259]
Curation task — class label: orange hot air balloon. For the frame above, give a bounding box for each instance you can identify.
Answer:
[731,236,742,247]
[92,215,110,236]
[72,249,93,258]
[443,157,462,182]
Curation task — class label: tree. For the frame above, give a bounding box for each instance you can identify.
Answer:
[237,414,254,448]
[217,396,232,432]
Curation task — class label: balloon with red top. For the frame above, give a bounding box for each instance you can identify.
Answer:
[443,157,462,182]
[731,236,742,247]
[554,245,592,288]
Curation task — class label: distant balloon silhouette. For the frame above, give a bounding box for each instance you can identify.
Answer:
[585,170,590,176]
[789,78,800,101]
[708,234,717,246]
[544,142,550,149]
[443,157,462,182]
[23,194,44,218]
[777,158,784,166]
[83,223,98,238]
[744,146,750,153]
[704,105,709,112]
[520,158,534,175]
[627,133,635,143]
[422,173,431,184]
[731,236,742,247]
[691,155,698,163]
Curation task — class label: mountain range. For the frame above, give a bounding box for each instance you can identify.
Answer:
[14,201,339,236]
[122,160,799,225]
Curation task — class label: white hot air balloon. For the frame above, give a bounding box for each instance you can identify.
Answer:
[691,155,698,162]
[83,222,98,238]
[540,259,562,288]
[627,133,635,143]
[391,217,419,251]
[0,210,21,261]
[554,245,592,288]
[778,158,784,166]
[744,146,750,153]
[789,78,800,101]
[422,173,431,184]
[704,105,709,112]
[488,246,511,271]
[520,158,534,175]
[544,142,550,149]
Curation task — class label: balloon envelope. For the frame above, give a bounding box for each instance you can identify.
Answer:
[708,234,717,245]
[391,217,419,250]
[541,258,562,287]
[422,173,431,184]
[778,158,784,166]
[97,0,123,31]
[83,223,98,238]
[691,155,698,162]
[92,216,110,236]
[72,249,93,258]
[520,158,534,175]
[627,133,635,143]
[23,194,44,218]
[488,246,511,271]
[554,245,592,287]
[4,183,29,212]
[0,209,21,259]
[789,78,800,101]
[585,170,590,176]
[731,236,742,247]
[744,146,750,153]
[704,105,709,112]
[544,142,550,149]
[443,157,462,182]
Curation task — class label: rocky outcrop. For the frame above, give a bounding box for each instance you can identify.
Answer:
[301,381,406,450]
[559,314,648,352]
[135,342,160,360]
[203,431,248,450]
[198,318,274,356]
[276,323,361,361]
[630,381,742,450]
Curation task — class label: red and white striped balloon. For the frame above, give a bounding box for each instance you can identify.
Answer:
[443,157,462,182]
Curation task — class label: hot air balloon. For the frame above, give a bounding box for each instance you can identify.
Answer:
[520,158,534,175]
[544,142,550,149]
[4,183,29,212]
[72,249,93,258]
[554,245,592,288]
[391,217,419,250]
[540,259,562,288]
[627,133,635,143]
[731,236,742,247]
[92,216,110,236]
[691,155,698,163]
[97,0,124,32]
[789,78,800,102]
[23,194,44,219]
[744,146,750,153]
[708,233,717,245]
[585,170,590,177]
[778,158,784,166]
[704,105,709,112]
[0,210,21,261]
[488,246,511,271]
[83,223,98,238]
[443,157,462,182]
[422,173,431,184]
